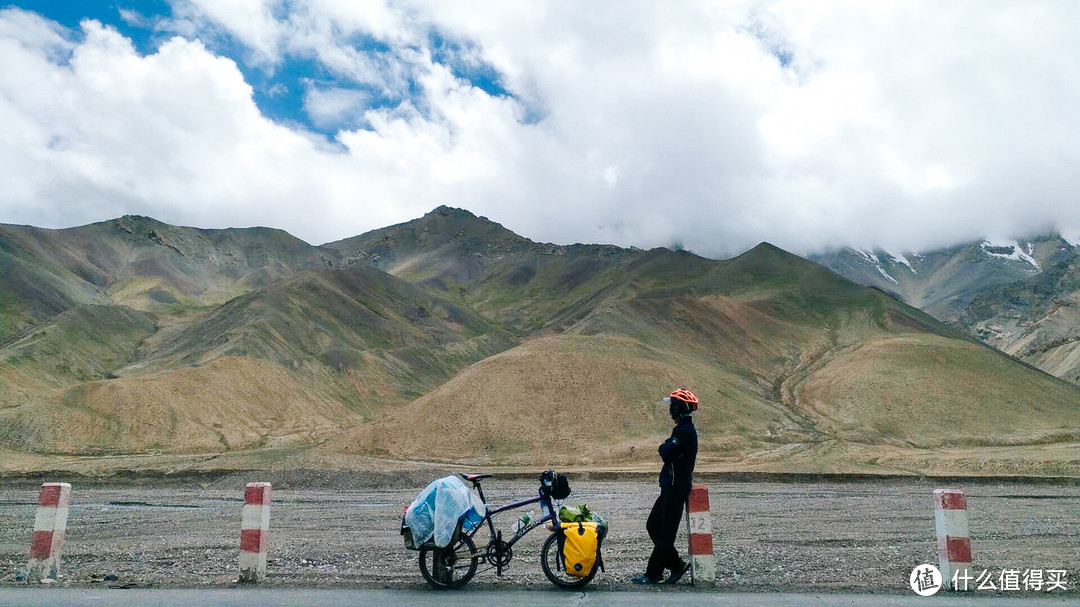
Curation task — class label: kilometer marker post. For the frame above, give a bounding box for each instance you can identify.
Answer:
[684,484,715,585]
[27,482,72,582]
[239,482,272,583]
[934,488,972,590]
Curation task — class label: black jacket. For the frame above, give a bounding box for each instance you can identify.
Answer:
[658,416,697,489]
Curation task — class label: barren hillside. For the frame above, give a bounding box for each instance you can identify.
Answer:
[2,209,1079,476]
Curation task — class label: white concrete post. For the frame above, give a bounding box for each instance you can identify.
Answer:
[27,482,71,582]
[239,482,271,583]
[685,484,715,585]
[934,488,972,591]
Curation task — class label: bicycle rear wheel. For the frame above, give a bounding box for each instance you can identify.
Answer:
[419,534,479,589]
[540,532,598,589]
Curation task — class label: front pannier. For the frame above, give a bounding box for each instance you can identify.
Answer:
[560,521,602,577]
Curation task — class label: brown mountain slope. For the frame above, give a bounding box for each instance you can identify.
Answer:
[0,265,515,454]
[338,330,1080,472]
[0,305,157,409]
[0,356,359,453]
[337,242,1080,473]
[2,210,1079,476]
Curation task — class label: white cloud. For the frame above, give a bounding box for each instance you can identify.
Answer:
[2,2,1080,256]
[0,6,73,60]
[0,11,351,238]
[118,9,151,29]
[178,0,284,66]
[303,85,370,130]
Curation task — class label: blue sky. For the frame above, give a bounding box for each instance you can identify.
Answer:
[2,2,1080,253]
[6,1,511,138]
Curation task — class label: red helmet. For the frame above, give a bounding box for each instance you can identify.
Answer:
[664,389,699,411]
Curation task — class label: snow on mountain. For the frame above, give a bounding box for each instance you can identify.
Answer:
[980,239,1040,270]
[838,246,907,282]
[854,248,879,264]
[885,250,916,274]
[841,247,904,284]
[1063,231,1080,248]
[876,265,898,284]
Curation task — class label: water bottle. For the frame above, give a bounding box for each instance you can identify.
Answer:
[513,510,534,532]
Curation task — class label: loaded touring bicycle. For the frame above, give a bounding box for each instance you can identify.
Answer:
[401,470,607,589]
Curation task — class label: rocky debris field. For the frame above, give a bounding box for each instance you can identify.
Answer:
[1,472,1077,595]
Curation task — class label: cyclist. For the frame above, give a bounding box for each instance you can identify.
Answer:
[633,389,699,585]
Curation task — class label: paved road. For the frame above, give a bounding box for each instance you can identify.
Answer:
[1,589,1078,606]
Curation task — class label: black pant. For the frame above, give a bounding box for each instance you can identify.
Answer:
[644,484,689,578]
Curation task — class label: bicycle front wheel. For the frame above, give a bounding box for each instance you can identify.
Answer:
[540,531,598,589]
[419,533,479,590]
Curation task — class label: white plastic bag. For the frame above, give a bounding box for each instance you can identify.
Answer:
[405,476,486,548]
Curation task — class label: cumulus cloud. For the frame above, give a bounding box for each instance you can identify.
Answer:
[1,2,1080,256]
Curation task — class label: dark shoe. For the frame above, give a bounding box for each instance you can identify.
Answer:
[632,574,664,585]
[667,560,692,584]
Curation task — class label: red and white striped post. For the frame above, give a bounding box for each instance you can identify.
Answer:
[684,484,715,585]
[27,482,71,582]
[239,482,271,583]
[934,489,972,590]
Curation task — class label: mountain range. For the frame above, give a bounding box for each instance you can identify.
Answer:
[1,208,1077,477]
[812,235,1080,384]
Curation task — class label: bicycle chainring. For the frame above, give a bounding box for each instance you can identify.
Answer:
[485,539,513,568]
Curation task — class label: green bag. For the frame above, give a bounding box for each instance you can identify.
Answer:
[559,504,593,523]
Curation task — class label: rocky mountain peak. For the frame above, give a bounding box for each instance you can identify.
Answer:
[426,205,477,220]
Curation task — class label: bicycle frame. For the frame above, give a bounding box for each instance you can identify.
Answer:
[463,482,558,552]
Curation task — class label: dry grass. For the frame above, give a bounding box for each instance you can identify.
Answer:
[0,357,364,454]
[332,327,1080,475]
[339,334,693,466]
[337,333,789,466]
[798,334,1080,447]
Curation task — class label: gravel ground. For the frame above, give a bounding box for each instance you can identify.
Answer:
[1,473,1077,595]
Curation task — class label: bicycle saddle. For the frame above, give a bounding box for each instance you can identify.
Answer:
[460,473,494,483]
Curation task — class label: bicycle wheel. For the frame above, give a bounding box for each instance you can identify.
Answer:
[540,532,598,589]
[419,533,479,590]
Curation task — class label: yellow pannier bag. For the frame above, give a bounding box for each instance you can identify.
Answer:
[561,521,601,577]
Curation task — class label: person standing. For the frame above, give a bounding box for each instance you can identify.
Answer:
[633,389,699,585]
